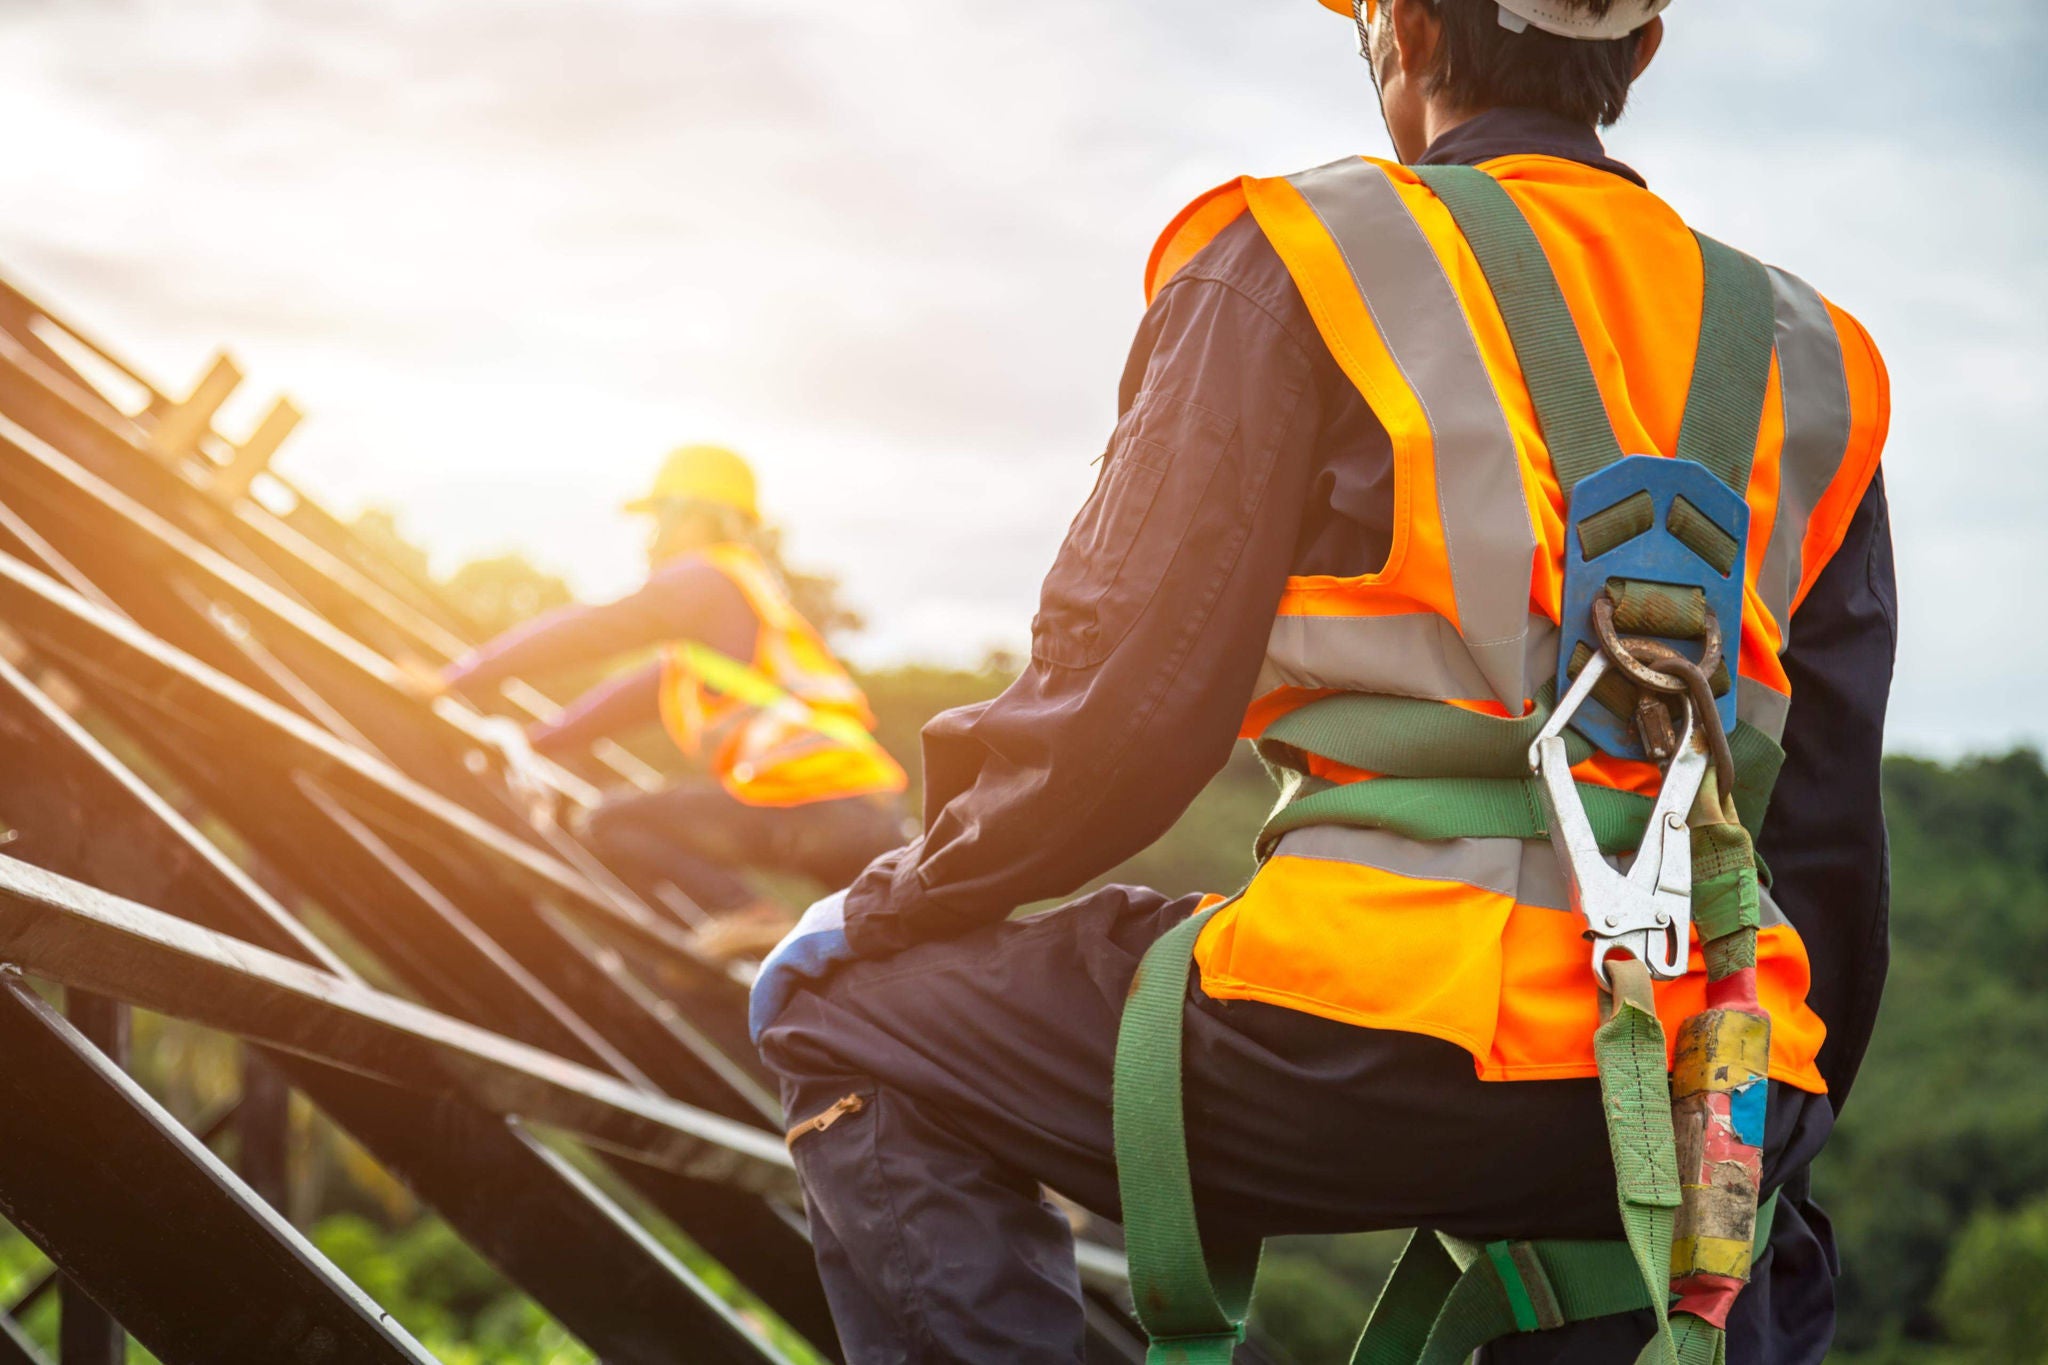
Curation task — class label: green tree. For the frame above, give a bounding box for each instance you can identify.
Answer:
[1824,751,2048,1352]
[1933,1196,2048,1363]
[440,554,573,640]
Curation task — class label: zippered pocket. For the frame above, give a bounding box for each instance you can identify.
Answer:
[785,1093,865,1147]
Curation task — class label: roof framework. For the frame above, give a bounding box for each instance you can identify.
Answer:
[0,275,1145,1364]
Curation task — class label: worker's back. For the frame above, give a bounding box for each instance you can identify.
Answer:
[751,9,1897,1362]
[1146,149,1886,1094]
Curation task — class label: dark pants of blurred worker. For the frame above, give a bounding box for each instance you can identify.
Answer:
[759,887,1841,1365]
[583,780,906,915]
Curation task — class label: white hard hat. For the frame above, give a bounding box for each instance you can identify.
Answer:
[1494,0,1671,40]
[1324,0,1670,42]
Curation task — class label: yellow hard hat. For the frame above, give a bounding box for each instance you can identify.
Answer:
[624,444,759,521]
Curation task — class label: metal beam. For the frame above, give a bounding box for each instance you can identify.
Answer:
[0,976,435,1365]
[0,540,710,975]
[0,656,839,1355]
[56,993,125,1365]
[0,852,795,1196]
[236,1051,291,1212]
[0,399,596,828]
[0,674,810,1354]
[0,546,776,1112]
[4,1101,243,1332]
[290,1058,789,1365]
[0,360,771,1084]
[0,1313,49,1365]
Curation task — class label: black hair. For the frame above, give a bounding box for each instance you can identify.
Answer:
[1414,0,1647,127]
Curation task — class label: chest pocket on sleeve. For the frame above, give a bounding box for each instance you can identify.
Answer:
[1031,390,1239,669]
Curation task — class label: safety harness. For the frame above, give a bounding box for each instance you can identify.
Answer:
[1112,165,1781,1365]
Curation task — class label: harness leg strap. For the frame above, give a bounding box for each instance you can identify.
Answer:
[1113,902,1262,1365]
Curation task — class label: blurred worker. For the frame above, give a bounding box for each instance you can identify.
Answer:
[441,445,908,955]
[751,2,1896,1362]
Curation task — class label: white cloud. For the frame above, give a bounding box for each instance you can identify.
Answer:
[0,0,2036,753]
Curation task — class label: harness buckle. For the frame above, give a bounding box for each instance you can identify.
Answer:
[1528,652,1708,987]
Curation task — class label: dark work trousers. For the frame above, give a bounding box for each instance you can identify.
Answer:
[758,886,1841,1365]
[583,779,907,913]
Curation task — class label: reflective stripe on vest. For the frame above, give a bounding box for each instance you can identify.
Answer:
[1160,155,1885,1090]
[1268,825,1791,928]
[1279,159,1536,711]
[1757,266,1853,648]
[657,542,906,807]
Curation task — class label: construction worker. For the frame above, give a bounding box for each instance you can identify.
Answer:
[440,445,908,953]
[752,1,1896,1361]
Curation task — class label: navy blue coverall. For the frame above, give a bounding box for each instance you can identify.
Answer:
[759,109,1897,1365]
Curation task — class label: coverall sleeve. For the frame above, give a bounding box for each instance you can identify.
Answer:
[1754,472,1898,1110]
[528,660,665,756]
[841,267,1334,957]
[443,558,754,694]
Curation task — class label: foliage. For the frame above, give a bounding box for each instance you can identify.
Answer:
[1932,1194,2048,1363]
[1251,1233,1407,1364]
[310,1214,595,1363]
[1824,751,2048,1356]
[441,555,574,640]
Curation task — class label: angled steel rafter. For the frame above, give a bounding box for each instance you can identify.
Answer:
[0,272,1150,1363]
[0,852,796,1197]
[0,545,779,1113]
[0,976,438,1365]
[0,498,771,1080]
[0,656,830,1359]
[0,540,708,980]
[0,298,660,797]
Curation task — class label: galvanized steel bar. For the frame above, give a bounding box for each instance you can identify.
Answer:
[0,855,796,1197]
[0,976,438,1365]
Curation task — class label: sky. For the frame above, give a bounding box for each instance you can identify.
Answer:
[0,0,2040,755]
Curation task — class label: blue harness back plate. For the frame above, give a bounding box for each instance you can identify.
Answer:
[1557,455,1749,760]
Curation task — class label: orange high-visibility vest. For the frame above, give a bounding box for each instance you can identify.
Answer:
[1148,156,1888,1091]
[657,542,907,809]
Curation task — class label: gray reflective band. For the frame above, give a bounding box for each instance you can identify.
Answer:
[1270,823,1790,928]
[1756,884,1790,931]
[1736,675,1792,745]
[1757,266,1853,649]
[1272,825,1551,904]
[1259,612,1559,705]
[1285,160,1536,708]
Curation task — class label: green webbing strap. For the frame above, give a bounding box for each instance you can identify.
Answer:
[1593,959,1691,1365]
[1115,909,1776,1365]
[1417,168,1777,503]
[1350,1195,1780,1364]
[1413,165,1624,494]
[1675,234,1777,496]
[1258,772,1657,860]
[1254,708,1784,865]
[1256,681,1590,781]
[1114,903,1261,1364]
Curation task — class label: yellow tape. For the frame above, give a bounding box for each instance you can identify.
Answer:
[1672,1235,1753,1281]
[1672,1008,1770,1097]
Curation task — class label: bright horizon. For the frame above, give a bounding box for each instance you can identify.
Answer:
[2,0,2040,756]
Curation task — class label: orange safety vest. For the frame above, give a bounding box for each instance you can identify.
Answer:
[656,542,908,809]
[1148,156,1888,1092]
